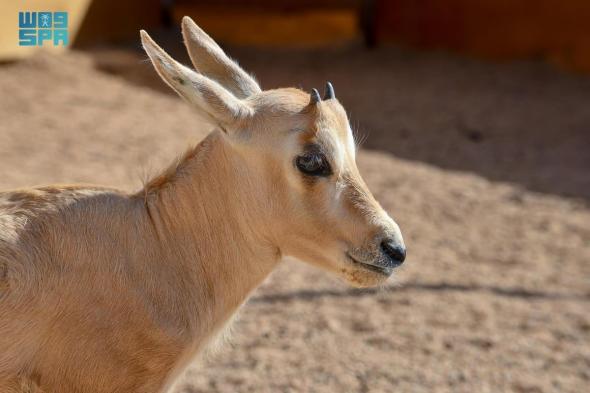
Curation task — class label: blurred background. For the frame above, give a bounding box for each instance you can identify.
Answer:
[1,1,589,392]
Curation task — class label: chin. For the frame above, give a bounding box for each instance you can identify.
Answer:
[338,266,392,288]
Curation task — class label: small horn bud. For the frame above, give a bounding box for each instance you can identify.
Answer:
[310,88,321,105]
[323,81,335,100]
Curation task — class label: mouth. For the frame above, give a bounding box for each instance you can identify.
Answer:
[346,253,393,276]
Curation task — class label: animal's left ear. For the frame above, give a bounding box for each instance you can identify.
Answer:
[182,16,261,99]
[141,30,252,129]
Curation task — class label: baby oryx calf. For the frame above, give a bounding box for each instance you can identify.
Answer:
[0,17,406,393]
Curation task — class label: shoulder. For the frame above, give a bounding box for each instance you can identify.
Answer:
[0,184,129,241]
[1,184,125,214]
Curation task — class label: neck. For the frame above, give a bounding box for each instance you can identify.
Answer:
[138,131,279,347]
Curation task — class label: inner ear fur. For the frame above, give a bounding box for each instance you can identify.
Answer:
[140,30,252,128]
[181,16,261,99]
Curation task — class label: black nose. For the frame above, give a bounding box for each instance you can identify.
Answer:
[380,239,406,266]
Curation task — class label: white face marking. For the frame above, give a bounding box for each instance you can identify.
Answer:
[346,124,356,161]
[332,136,346,176]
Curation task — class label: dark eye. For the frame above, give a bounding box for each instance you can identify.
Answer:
[295,152,332,177]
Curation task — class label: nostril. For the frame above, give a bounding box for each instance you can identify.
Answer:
[380,239,406,265]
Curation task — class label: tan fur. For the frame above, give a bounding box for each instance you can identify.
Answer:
[0,18,404,393]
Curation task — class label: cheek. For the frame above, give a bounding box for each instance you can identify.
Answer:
[302,181,348,230]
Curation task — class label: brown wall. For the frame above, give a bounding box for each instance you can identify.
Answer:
[74,0,162,46]
[376,0,590,73]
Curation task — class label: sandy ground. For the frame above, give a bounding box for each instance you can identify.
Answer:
[0,43,588,393]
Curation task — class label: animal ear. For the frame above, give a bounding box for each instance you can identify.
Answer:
[181,16,261,99]
[141,30,252,129]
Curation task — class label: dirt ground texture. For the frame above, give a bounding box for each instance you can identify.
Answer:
[0,40,588,393]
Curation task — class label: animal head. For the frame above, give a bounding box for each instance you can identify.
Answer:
[141,17,406,288]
